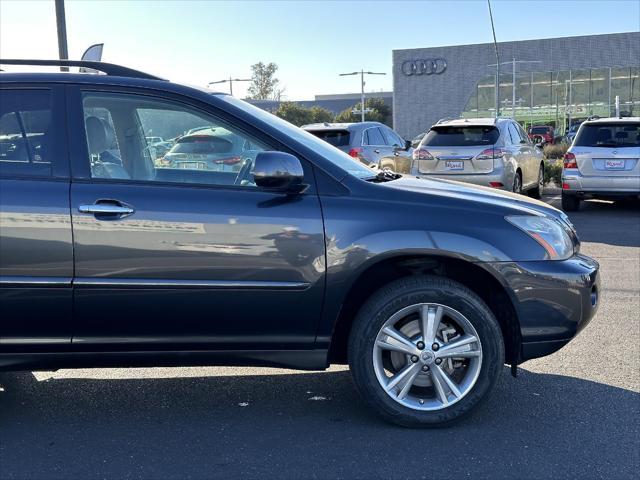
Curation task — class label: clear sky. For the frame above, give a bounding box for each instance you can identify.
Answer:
[1,0,638,99]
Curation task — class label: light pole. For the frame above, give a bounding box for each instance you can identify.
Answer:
[54,0,69,72]
[339,69,386,122]
[487,0,500,117]
[208,77,251,96]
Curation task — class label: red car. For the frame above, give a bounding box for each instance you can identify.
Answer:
[528,125,555,145]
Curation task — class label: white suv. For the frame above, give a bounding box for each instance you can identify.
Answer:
[562,117,640,211]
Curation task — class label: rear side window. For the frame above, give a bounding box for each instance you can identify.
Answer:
[363,127,386,146]
[422,126,500,147]
[0,89,52,177]
[574,123,640,148]
[306,129,351,147]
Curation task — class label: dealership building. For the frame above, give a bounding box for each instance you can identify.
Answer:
[392,32,640,138]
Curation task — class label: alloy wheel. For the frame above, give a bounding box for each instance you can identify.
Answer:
[372,303,483,411]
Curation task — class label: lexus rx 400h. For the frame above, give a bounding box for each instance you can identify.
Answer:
[0,59,599,427]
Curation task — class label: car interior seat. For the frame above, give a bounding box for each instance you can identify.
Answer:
[85,116,130,179]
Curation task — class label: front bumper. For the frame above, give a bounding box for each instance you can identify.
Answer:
[487,254,600,362]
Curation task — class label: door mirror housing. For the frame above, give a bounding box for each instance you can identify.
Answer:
[404,139,412,150]
[253,151,306,193]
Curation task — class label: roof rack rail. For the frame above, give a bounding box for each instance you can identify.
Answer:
[0,59,165,81]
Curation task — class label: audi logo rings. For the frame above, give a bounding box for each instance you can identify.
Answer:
[401,58,447,76]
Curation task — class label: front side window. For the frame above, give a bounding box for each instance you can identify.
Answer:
[81,92,270,187]
[383,128,404,147]
[0,89,52,177]
[508,124,523,145]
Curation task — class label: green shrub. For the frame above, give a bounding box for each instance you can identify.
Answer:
[544,159,563,186]
[543,143,568,160]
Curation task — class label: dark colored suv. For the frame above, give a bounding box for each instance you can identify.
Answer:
[0,60,600,427]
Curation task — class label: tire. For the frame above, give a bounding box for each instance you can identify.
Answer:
[512,171,523,194]
[348,275,504,428]
[561,192,580,211]
[529,164,544,199]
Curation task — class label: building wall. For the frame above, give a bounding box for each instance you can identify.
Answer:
[393,32,640,138]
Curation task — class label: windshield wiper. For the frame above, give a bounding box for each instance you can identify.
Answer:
[365,170,402,183]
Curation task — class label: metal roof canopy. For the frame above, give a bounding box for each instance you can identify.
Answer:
[0,59,165,81]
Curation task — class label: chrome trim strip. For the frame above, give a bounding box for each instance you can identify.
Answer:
[0,276,72,286]
[73,278,311,290]
[436,155,473,161]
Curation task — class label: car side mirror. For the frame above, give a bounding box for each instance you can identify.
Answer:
[404,139,412,150]
[253,151,306,193]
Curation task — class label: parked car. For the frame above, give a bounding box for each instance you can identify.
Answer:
[565,123,581,144]
[561,116,640,211]
[145,136,164,145]
[1,59,600,428]
[302,121,413,173]
[159,127,251,172]
[411,118,545,197]
[528,125,554,145]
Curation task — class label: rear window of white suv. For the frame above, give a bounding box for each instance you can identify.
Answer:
[574,123,640,148]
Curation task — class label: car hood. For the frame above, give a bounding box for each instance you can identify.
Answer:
[380,175,563,219]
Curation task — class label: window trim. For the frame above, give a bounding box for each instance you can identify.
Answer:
[66,84,317,194]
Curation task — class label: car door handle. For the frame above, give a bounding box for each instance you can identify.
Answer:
[78,201,134,217]
[374,149,381,154]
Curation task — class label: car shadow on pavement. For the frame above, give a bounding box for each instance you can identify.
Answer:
[546,195,639,247]
[1,367,638,479]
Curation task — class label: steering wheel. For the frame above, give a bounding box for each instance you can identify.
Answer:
[234,157,254,186]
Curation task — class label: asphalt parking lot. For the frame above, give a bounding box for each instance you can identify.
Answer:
[1,194,638,480]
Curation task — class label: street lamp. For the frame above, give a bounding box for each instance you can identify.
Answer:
[339,70,386,122]
[208,77,251,96]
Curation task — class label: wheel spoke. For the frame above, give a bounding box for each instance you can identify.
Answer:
[420,305,442,344]
[377,326,420,356]
[430,366,449,406]
[436,334,481,359]
[432,365,461,399]
[386,362,421,397]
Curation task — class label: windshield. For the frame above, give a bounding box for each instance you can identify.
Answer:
[422,126,500,147]
[574,123,640,148]
[306,129,351,147]
[218,96,376,179]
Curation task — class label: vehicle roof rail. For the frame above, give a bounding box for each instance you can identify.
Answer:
[0,59,165,81]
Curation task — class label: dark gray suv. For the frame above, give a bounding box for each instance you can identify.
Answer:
[302,121,413,173]
[0,60,599,427]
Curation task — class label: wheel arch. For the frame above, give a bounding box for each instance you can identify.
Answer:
[327,254,522,366]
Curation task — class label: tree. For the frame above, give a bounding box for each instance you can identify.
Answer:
[334,97,392,126]
[274,102,334,127]
[247,62,284,100]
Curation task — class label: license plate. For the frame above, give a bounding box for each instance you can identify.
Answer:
[445,160,464,170]
[179,162,206,169]
[605,160,625,170]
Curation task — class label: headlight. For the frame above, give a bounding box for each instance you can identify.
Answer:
[506,215,574,260]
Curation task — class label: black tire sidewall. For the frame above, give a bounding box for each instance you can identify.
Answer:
[348,275,504,428]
